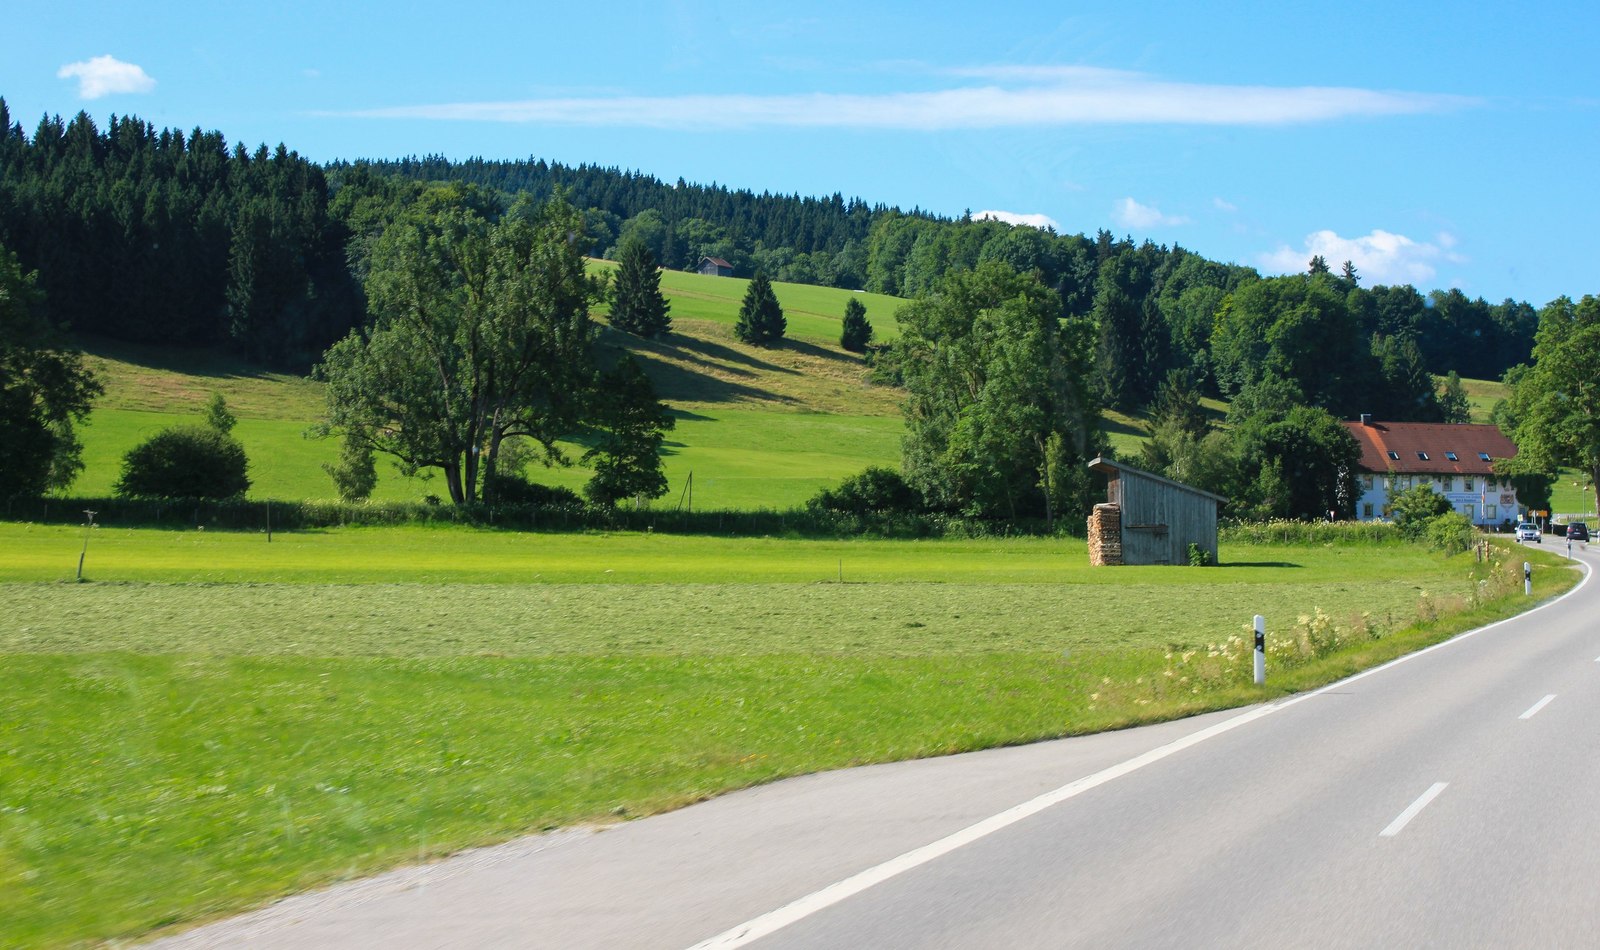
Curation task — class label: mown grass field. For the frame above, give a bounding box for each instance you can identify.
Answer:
[0,522,1581,946]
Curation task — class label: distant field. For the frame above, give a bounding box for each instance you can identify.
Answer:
[1457,375,1508,424]
[591,260,907,344]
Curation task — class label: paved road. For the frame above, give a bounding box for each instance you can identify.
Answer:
[157,544,1597,949]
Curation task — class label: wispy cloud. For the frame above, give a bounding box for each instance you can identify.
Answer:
[335,67,1472,130]
[57,55,155,99]
[973,209,1060,230]
[1114,198,1189,229]
[1212,197,1238,213]
[1259,229,1466,286]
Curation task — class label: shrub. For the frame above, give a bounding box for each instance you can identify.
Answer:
[481,472,583,507]
[322,434,377,502]
[113,425,250,499]
[1390,484,1451,538]
[807,466,923,515]
[1426,510,1476,555]
[1186,542,1212,567]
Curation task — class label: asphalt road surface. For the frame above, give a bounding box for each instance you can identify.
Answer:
[157,543,1598,949]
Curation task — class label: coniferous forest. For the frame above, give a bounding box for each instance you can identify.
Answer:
[0,98,1543,416]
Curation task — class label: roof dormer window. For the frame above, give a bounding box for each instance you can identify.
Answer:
[1387,451,1400,460]
[1478,452,1491,462]
[1417,452,1430,461]
[1445,452,1458,461]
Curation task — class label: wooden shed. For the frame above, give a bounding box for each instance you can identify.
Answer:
[1087,457,1225,566]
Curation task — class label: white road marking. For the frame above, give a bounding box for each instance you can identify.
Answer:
[685,560,1594,950]
[1520,694,1556,720]
[1380,782,1449,838]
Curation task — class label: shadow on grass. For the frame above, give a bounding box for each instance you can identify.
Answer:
[1218,561,1303,568]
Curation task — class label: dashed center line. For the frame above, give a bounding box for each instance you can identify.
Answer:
[1519,694,1556,720]
[1381,783,1449,838]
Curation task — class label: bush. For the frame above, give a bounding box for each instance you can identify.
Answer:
[481,472,584,507]
[113,425,251,499]
[1426,510,1476,555]
[1390,484,1451,538]
[806,466,923,515]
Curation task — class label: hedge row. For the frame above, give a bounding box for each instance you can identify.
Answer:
[2,496,1065,540]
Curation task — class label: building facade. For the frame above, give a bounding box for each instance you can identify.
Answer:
[1343,417,1521,526]
[697,256,734,277]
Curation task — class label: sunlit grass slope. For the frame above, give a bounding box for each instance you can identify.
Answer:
[69,269,910,508]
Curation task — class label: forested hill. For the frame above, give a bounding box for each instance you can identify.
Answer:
[0,101,1545,417]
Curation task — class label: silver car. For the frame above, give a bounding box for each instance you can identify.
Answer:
[1516,522,1540,542]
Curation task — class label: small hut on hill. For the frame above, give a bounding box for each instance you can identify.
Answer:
[1087,457,1225,566]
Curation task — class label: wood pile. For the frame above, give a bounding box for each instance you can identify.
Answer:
[1088,503,1122,566]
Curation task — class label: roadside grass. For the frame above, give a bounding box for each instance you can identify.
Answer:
[0,524,1580,945]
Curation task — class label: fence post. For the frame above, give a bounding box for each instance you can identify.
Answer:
[1253,614,1266,685]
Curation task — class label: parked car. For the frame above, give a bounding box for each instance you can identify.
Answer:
[1568,522,1589,542]
[1516,522,1540,542]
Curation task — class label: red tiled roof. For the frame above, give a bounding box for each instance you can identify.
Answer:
[1343,420,1517,475]
[702,257,733,269]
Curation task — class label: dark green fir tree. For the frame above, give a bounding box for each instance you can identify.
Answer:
[609,237,671,338]
[734,272,786,345]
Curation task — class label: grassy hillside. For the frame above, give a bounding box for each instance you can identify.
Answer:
[70,272,908,508]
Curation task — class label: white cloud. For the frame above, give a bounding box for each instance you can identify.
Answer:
[1259,229,1467,286]
[1113,198,1189,229]
[973,209,1060,230]
[337,67,1472,130]
[57,55,155,99]
[1212,197,1238,213]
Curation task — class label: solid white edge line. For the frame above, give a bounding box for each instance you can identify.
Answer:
[1380,782,1449,837]
[1519,694,1557,719]
[685,558,1593,950]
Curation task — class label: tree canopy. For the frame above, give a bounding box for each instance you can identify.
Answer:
[0,242,101,498]
[317,187,662,506]
[895,261,1100,523]
[1503,295,1600,515]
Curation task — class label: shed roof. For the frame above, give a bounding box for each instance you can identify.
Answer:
[1343,420,1517,475]
[700,256,733,269]
[1088,457,1228,504]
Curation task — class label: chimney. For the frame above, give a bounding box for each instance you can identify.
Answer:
[1360,413,1373,426]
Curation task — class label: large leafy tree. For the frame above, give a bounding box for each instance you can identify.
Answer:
[317,187,633,505]
[0,243,101,498]
[608,236,671,338]
[1503,295,1600,515]
[896,261,1101,523]
[734,272,786,345]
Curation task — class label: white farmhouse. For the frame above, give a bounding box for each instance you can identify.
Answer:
[1343,415,1521,527]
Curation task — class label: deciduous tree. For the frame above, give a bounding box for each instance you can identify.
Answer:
[0,244,101,498]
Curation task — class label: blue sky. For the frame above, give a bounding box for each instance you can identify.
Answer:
[7,1,1596,305]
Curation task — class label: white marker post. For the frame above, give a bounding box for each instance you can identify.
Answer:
[1253,614,1266,685]
[1524,561,1532,596]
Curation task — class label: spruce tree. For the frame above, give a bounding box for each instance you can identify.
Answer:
[734,272,785,345]
[840,297,873,352]
[609,237,671,337]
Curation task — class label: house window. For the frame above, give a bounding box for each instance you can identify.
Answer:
[1362,475,1374,490]
[1398,476,1412,490]
[1388,451,1401,461]
[1445,452,1458,461]
[1463,504,1475,521]
[1486,504,1498,520]
[1417,451,1430,461]
[1363,502,1374,519]
[1478,452,1491,462]
[1463,477,1475,491]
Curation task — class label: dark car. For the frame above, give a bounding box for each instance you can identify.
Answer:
[1568,522,1589,542]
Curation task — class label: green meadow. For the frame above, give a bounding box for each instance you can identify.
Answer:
[0,521,1577,946]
